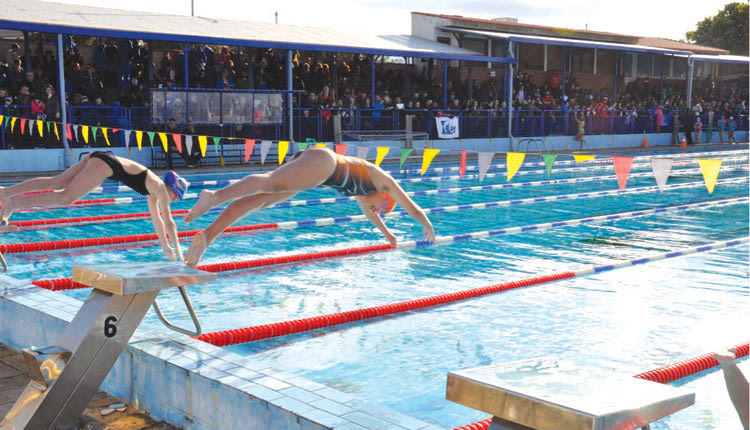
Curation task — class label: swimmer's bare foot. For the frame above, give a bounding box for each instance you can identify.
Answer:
[0,198,14,225]
[185,190,215,224]
[185,231,209,268]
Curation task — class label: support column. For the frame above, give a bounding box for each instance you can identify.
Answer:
[405,57,411,100]
[287,49,294,142]
[57,33,70,165]
[370,54,375,105]
[660,56,665,102]
[183,43,189,88]
[442,59,448,110]
[507,41,514,150]
[613,53,619,101]
[248,50,254,89]
[686,57,694,109]
[23,31,31,71]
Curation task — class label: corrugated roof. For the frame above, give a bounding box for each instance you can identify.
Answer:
[638,37,728,55]
[0,0,514,62]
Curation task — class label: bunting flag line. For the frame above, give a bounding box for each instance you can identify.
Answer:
[136,130,144,150]
[375,146,390,166]
[158,132,168,152]
[244,139,256,162]
[612,156,634,190]
[198,136,207,157]
[506,152,525,181]
[46,121,50,135]
[173,134,182,153]
[29,119,34,136]
[651,157,673,191]
[184,135,192,155]
[124,130,131,148]
[66,123,72,141]
[573,154,595,163]
[81,125,89,144]
[399,148,413,169]
[146,131,155,147]
[212,137,221,154]
[356,145,369,160]
[91,126,98,143]
[20,118,26,135]
[459,150,466,178]
[316,143,327,148]
[278,141,289,164]
[478,152,496,182]
[53,122,59,140]
[698,159,722,194]
[335,144,347,155]
[421,148,440,175]
[72,124,79,143]
[0,115,3,128]
[102,128,111,146]
[260,140,271,164]
[10,117,17,133]
[542,153,558,178]
[297,142,309,152]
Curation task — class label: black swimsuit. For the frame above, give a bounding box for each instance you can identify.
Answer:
[320,154,377,196]
[89,151,150,195]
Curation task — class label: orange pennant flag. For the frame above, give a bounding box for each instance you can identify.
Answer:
[335,144,348,155]
[173,134,182,153]
[612,156,634,190]
[244,139,256,162]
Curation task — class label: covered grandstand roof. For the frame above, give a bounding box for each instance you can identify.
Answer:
[0,0,515,63]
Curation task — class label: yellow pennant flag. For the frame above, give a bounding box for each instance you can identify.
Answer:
[37,120,43,137]
[278,141,289,164]
[136,131,143,150]
[573,154,595,163]
[158,133,168,152]
[0,115,3,126]
[198,136,208,157]
[421,148,440,175]
[316,143,327,148]
[81,125,89,144]
[697,159,722,194]
[506,152,526,181]
[11,117,17,133]
[375,146,390,166]
[53,122,59,140]
[102,128,110,146]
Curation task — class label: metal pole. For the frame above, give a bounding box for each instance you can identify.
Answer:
[191,0,194,16]
[57,33,70,164]
[405,57,411,100]
[442,59,448,110]
[287,49,293,142]
[23,31,31,71]
[370,54,375,106]
[183,43,189,88]
[561,52,566,100]
[613,53,619,101]
[507,41,514,151]
[686,57,694,110]
[467,64,473,99]
[659,57,664,102]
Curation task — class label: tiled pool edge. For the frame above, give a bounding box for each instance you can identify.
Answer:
[0,274,442,430]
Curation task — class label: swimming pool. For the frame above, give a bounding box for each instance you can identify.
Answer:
[1,147,748,429]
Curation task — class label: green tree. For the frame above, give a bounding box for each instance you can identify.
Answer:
[686,2,749,55]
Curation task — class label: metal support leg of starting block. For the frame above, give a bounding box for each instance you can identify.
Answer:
[0,262,216,430]
[1,225,20,273]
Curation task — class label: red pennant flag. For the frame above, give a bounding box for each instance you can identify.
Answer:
[66,124,72,140]
[20,118,26,135]
[335,144,348,155]
[612,156,635,190]
[459,150,467,178]
[172,134,182,153]
[112,128,120,133]
[244,139,256,162]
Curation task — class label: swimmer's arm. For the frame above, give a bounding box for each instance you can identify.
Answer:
[157,193,184,262]
[355,197,398,248]
[371,171,436,243]
[147,194,181,262]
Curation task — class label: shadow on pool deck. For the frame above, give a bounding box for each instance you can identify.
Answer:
[0,343,179,430]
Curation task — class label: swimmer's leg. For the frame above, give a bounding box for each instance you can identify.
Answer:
[186,191,297,267]
[0,154,91,202]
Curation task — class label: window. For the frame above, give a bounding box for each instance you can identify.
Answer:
[462,37,488,67]
[672,58,687,78]
[622,53,633,77]
[572,48,594,73]
[437,36,451,45]
[637,54,653,77]
[597,50,615,74]
[519,43,544,71]
[547,45,566,72]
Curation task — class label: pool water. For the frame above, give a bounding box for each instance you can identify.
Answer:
[1,149,749,429]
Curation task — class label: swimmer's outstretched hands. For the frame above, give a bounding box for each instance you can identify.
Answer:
[423,223,437,245]
[712,347,738,368]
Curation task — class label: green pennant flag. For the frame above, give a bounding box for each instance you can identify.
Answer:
[298,142,309,151]
[305,137,316,144]
[91,126,99,143]
[46,121,51,134]
[542,153,558,178]
[4,116,9,128]
[399,148,414,169]
[212,136,221,153]
[146,131,155,147]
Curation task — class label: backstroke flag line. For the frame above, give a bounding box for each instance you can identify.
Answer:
[421,148,440,175]
[244,139,255,162]
[478,152,495,182]
[542,153,558,178]
[612,156,634,190]
[651,157,673,191]
[278,141,289,164]
[356,145,369,160]
[376,147,390,166]
[698,159,722,194]
[459,150,466,178]
[260,140,271,164]
[506,152,525,181]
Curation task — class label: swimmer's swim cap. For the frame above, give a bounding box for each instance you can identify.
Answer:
[378,193,396,215]
[164,171,189,200]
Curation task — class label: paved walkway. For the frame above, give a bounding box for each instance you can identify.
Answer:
[0,343,178,430]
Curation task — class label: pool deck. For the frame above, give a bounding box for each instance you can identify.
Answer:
[0,343,177,430]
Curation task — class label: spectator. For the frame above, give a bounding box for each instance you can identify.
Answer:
[717,115,726,143]
[81,64,103,100]
[694,115,702,144]
[655,104,664,133]
[42,84,60,120]
[15,85,31,114]
[30,94,45,120]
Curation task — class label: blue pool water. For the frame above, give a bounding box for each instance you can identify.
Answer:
[2,149,749,429]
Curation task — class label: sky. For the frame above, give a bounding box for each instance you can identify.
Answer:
[49,0,737,42]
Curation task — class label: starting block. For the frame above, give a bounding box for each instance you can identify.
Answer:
[446,358,695,430]
[1,262,215,429]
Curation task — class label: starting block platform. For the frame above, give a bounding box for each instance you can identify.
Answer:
[446,358,695,430]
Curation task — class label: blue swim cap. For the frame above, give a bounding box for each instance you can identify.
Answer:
[164,171,188,200]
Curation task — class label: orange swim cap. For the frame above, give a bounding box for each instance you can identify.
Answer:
[378,193,396,215]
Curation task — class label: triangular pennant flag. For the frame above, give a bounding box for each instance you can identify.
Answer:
[399,148,413,169]
[698,159,722,194]
[45,121,50,134]
[124,130,130,148]
[135,131,143,150]
[542,153,558,178]
[278,141,289,164]
[573,154,595,162]
[184,135,192,155]
[146,131,155,147]
[53,122,59,140]
[421,148,440,175]
[81,125,89,144]
[297,142,309,152]
[244,139,256,162]
[260,140,272,164]
[356,145,370,160]
[66,123,72,141]
[0,115,3,128]
[112,128,120,134]
[459,150,467,178]
[11,117,17,133]
[91,126,98,143]
[375,146,390,166]
[651,157,673,191]
[212,137,220,154]
[506,152,525,181]
[335,144,348,155]
[3,116,8,128]
[479,152,496,182]
[20,118,26,135]
[316,143,327,148]
[28,119,34,135]
[173,134,182,153]
[102,128,110,146]
[198,136,207,157]
[158,132,168,152]
[72,124,79,142]
[611,156,634,190]
[36,120,44,137]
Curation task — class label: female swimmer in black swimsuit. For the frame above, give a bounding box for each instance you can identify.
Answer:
[183,146,436,267]
[0,151,189,261]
